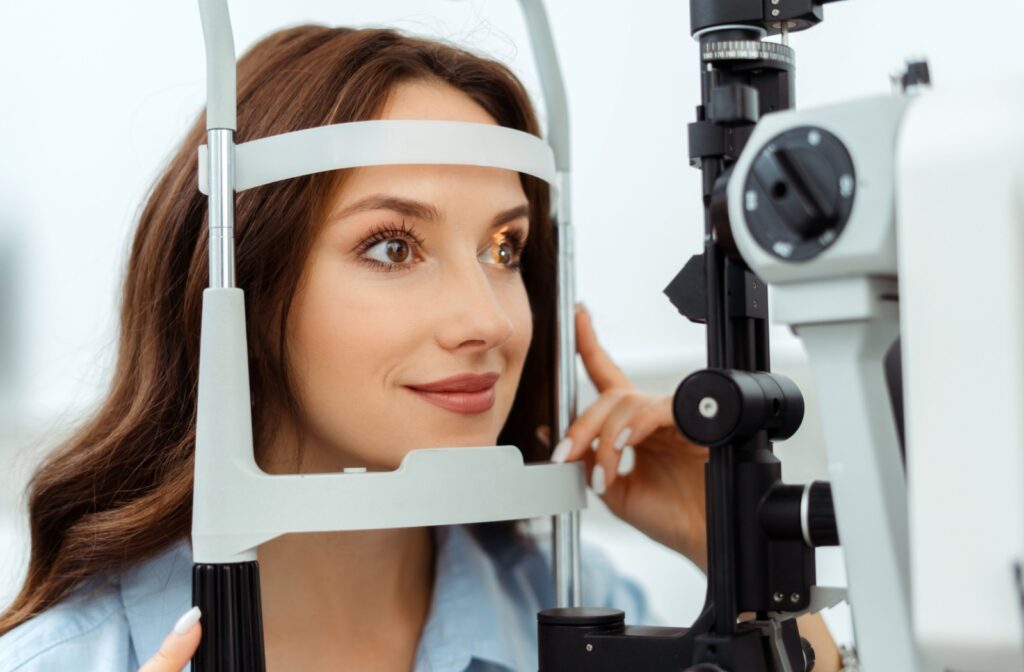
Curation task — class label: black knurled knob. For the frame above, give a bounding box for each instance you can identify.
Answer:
[808,481,839,547]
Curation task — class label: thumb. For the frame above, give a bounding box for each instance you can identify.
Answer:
[575,303,630,392]
[138,607,202,672]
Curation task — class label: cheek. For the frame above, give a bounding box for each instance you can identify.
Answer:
[286,256,431,458]
[502,279,534,381]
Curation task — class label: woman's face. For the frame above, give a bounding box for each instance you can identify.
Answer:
[271,80,534,473]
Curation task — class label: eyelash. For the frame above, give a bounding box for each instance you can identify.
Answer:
[354,220,527,273]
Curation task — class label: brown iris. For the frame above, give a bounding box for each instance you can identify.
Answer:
[385,239,411,263]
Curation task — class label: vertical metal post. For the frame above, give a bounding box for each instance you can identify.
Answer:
[551,173,581,608]
[207,128,236,289]
[515,0,581,607]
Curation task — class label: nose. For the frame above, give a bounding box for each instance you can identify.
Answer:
[435,259,516,353]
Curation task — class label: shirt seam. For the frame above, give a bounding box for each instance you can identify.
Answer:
[3,603,123,671]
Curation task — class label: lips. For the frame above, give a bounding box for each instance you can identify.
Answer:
[405,372,500,414]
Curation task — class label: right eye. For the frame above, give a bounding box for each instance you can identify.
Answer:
[354,220,425,273]
[365,238,413,265]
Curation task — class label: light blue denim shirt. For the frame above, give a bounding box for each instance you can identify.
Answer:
[0,525,649,671]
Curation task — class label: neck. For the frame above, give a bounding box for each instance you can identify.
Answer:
[257,527,435,670]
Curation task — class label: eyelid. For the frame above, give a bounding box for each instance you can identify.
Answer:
[353,219,424,254]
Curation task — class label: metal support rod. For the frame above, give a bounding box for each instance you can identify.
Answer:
[553,511,582,607]
[552,173,581,608]
[207,129,236,289]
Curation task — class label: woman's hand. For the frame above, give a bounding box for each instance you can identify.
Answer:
[138,607,202,672]
[551,305,710,571]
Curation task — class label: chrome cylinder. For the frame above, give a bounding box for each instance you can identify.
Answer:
[551,172,581,608]
[553,510,581,607]
[207,128,236,289]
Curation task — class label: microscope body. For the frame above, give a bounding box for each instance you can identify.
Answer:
[725,75,1024,671]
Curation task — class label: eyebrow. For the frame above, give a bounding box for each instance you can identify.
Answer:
[330,195,530,230]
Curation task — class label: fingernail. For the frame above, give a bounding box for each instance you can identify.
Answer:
[613,427,632,451]
[551,438,573,463]
[592,464,606,495]
[590,437,600,452]
[174,606,201,636]
[576,301,586,314]
[617,446,636,476]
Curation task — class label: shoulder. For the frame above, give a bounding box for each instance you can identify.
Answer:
[0,581,134,672]
[0,540,192,672]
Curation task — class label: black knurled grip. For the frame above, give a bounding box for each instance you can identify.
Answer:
[808,482,840,548]
[192,561,267,672]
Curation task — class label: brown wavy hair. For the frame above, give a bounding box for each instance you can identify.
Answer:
[0,25,555,635]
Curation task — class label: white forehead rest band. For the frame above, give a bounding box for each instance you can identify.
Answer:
[198,119,558,194]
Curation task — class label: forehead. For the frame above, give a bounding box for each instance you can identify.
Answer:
[380,79,498,125]
[326,79,528,217]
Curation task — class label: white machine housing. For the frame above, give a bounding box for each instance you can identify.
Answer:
[897,74,1024,672]
[727,76,1024,671]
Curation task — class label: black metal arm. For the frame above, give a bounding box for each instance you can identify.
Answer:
[537,2,846,669]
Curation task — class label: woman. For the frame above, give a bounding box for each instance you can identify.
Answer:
[0,26,838,671]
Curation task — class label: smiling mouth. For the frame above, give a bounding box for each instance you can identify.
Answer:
[404,372,500,415]
[405,386,497,414]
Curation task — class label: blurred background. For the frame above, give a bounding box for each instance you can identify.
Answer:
[3,0,1023,649]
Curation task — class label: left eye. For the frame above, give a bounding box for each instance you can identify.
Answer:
[480,239,517,266]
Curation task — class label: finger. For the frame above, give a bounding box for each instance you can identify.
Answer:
[138,607,202,672]
[575,304,631,393]
[619,395,676,452]
[593,394,655,492]
[551,388,629,464]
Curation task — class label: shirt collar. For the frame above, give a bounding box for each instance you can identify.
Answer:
[118,526,523,672]
[415,525,521,672]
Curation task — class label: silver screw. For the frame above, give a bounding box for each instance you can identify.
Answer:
[772,8,781,16]
[790,592,801,604]
[699,397,719,419]
[773,591,785,602]
[771,0,780,4]
[586,644,594,652]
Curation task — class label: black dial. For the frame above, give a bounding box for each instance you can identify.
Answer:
[743,126,855,261]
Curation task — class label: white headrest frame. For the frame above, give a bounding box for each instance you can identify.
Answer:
[197,119,557,194]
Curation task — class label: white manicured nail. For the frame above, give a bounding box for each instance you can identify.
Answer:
[592,464,606,495]
[174,607,201,636]
[613,427,632,451]
[551,438,573,463]
[590,438,600,452]
[617,446,636,476]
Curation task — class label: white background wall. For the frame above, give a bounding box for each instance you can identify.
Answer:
[2,0,1023,652]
